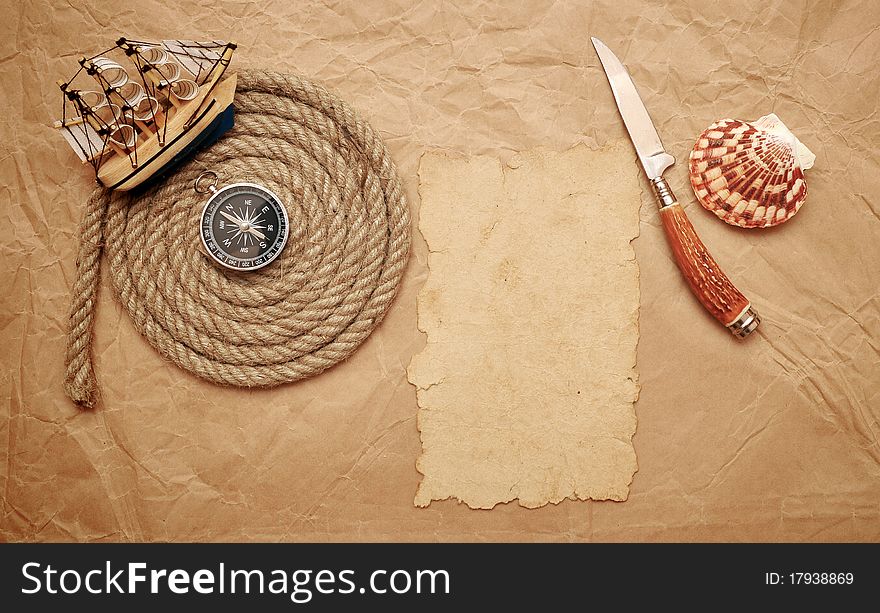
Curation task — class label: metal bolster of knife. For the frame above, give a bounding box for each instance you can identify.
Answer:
[649,176,676,208]
[727,305,761,338]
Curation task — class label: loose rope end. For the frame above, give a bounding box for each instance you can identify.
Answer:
[63,377,99,409]
[64,187,111,409]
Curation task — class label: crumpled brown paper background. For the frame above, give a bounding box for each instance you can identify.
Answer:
[2,0,878,541]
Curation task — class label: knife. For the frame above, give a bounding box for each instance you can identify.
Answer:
[591,37,760,339]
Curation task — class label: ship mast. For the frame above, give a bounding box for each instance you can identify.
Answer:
[115,37,173,146]
[54,82,106,169]
[77,55,141,167]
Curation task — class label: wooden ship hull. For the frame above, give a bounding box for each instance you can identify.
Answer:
[99,72,237,191]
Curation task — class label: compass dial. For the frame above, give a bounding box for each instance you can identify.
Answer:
[200,183,289,271]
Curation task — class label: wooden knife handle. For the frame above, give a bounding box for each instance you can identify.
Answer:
[652,180,760,338]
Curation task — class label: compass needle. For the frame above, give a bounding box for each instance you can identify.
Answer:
[246,227,267,240]
[220,210,242,225]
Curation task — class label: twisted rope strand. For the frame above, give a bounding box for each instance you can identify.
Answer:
[63,69,410,406]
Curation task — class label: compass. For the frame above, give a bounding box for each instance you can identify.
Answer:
[197,175,289,271]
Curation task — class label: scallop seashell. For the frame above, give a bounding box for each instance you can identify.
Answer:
[688,114,815,229]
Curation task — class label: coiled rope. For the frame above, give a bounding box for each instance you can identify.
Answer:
[64,70,410,407]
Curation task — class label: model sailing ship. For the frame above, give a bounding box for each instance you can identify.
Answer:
[54,38,237,190]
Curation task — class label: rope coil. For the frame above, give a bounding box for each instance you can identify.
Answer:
[64,70,411,407]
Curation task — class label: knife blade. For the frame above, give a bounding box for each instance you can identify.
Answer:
[591,37,760,339]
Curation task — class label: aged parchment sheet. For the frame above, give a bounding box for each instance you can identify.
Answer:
[409,145,640,508]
